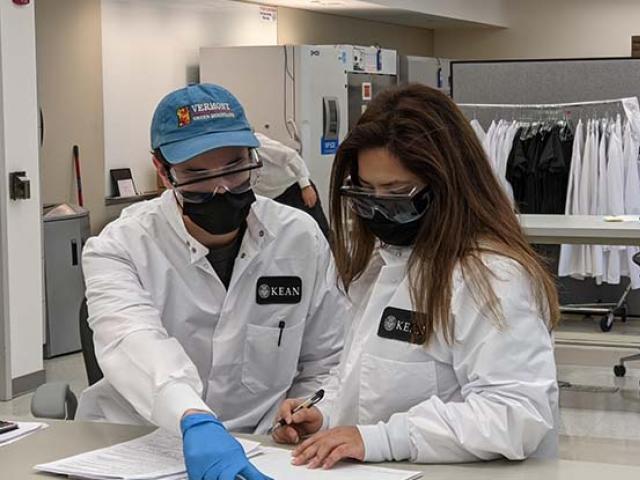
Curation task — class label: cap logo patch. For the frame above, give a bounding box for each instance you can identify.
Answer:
[190,102,235,122]
[177,107,191,127]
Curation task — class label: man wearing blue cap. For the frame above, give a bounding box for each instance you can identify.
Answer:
[76,84,347,480]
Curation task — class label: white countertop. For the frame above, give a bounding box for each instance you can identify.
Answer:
[519,215,640,245]
[3,419,640,479]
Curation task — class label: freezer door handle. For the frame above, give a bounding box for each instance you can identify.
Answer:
[322,97,340,141]
[71,239,79,266]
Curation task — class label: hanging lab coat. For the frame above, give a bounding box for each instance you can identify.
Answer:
[76,191,347,435]
[470,119,486,144]
[559,119,584,277]
[594,119,609,283]
[483,120,496,168]
[491,121,505,173]
[576,120,595,277]
[474,119,516,206]
[318,246,558,464]
[606,116,626,284]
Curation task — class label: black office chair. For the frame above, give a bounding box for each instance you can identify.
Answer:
[31,298,103,419]
[613,251,640,384]
[79,298,104,386]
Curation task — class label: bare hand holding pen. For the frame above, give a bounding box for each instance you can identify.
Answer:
[271,390,325,444]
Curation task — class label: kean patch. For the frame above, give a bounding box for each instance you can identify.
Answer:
[377,306,425,344]
[256,276,302,304]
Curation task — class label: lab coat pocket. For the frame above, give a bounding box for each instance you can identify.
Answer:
[359,353,438,424]
[242,318,306,394]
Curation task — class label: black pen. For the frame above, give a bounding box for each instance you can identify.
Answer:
[268,389,325,434]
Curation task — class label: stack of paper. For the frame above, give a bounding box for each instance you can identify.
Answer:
[0,421,48,446]
[35,429,422,480]
[35,428,261,480]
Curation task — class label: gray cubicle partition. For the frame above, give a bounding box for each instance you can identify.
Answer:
[450,58,640,320]
[451,57,640,104]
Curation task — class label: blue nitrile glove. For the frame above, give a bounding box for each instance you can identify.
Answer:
[181,413,273,480]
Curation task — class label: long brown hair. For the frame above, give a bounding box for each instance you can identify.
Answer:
[330,84,560,344]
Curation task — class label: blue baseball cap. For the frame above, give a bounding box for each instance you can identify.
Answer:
[150,83,260,165]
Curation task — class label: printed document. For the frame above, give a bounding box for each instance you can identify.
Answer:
[0,421,48,446]
[35,428,260,480]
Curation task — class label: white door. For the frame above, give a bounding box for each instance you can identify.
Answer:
[0,0,45,400]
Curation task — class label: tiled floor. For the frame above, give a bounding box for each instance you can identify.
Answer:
[3,316,640,465]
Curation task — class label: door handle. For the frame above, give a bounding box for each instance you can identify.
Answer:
[71,240,79,266]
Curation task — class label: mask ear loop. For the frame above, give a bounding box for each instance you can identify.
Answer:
[172,189,185,212]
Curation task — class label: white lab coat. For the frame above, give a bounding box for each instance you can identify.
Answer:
[499,121,519,204]
[473,119,516,205]
[76,191,346,435]
[253,132,312,199]
[470,119,485,144]
[595,119,608,283]
[558,119,583,277]
[318,246,558,464]
[606,116,625,284]
[490,121,505,172]
[576,120,595,276]
[483,120,496,168]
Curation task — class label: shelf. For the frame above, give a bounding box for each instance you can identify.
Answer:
[519,214,640,246]
[105,191,160,206]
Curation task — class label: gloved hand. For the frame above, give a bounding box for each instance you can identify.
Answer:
[181,413,272,480]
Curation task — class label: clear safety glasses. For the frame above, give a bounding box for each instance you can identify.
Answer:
[169,149,262,204]
[340,176,432,223]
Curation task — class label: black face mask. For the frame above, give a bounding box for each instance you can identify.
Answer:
[360,189,432,246]
[362,213,424,246]
[181,190,256,235]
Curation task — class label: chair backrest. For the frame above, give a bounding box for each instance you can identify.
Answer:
[79,298,104,386]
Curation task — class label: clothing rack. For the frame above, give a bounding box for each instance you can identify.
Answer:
[460,97,640,333]
[457,97,639,127]
[457,97,636,109]
[451,58,640,332]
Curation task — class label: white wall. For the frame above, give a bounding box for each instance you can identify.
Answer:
[367,0,509,27]
[101,0,278,195]
[0,0,44,385]
[435,0,640,60]
[36,0,106,234]
[277,6,434,56]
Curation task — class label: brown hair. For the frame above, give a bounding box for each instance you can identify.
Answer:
[329,84,560,344]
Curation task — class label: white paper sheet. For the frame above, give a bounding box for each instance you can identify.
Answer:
[35,428,261,480]
[0,421,48,446]
[117,179,137,197]
[253,447,422,480]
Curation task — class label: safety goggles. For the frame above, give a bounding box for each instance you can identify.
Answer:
[340,176,432,223]
[168,149,262,203]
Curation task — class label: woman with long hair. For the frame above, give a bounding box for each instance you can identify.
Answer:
[272,84,560,467]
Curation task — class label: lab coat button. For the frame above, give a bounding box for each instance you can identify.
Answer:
[259,230,265,237]
[240,253,246,259]
[191,247,196,253]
